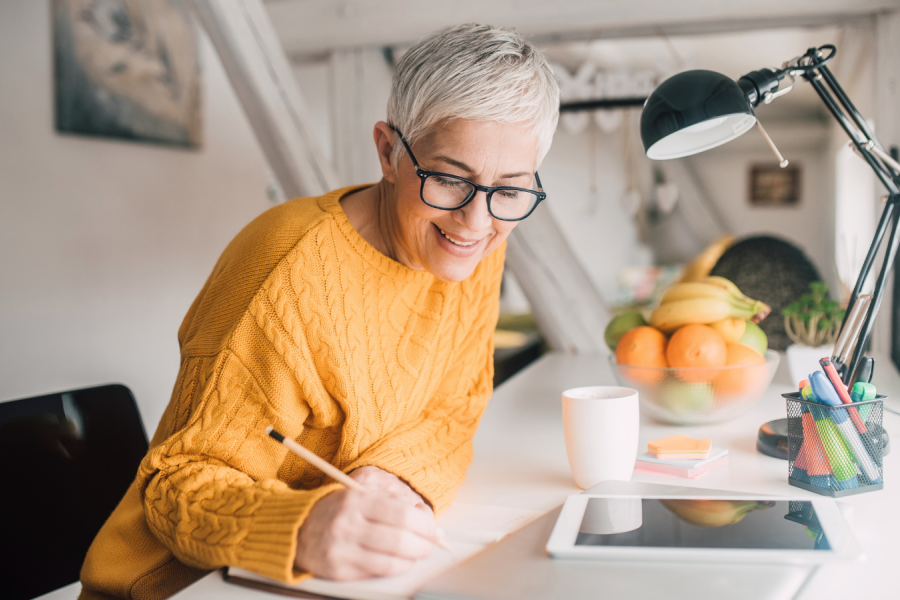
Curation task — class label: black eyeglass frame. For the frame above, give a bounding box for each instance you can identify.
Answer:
[394,129,547,221]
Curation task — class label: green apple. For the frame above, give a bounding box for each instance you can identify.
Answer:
[604,310,648,351]
[738,320,768,356]
[659,380,715,415]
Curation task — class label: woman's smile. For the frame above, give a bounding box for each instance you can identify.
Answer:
[433,223,484,256]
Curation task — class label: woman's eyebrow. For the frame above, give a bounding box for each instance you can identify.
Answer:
[433,155,531,179]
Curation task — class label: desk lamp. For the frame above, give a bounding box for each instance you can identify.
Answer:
[640,45,900,385]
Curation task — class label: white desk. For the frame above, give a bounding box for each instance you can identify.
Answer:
[171,351,899,600]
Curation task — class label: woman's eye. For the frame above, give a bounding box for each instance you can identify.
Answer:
[495,190,522,200]
[433,176,463,187]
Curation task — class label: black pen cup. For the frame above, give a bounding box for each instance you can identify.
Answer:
[783,392,885,497]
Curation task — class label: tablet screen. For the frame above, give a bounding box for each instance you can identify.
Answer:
[575,499,830,551]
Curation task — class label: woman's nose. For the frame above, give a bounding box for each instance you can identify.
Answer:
[453,190,494,232]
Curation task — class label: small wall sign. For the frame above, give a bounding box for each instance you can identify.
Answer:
[749,164,801,206]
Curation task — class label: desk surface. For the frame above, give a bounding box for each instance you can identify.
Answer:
[174,351,900,600]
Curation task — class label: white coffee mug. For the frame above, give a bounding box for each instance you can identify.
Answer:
[579,497,643,535]
[562,386,640,489]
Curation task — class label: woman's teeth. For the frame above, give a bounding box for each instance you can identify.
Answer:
[439,228,477,247]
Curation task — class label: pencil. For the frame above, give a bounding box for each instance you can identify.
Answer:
[264,425,451,550]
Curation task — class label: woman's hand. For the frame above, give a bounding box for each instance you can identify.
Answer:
[294,487,439,580]
[349,466,430,512]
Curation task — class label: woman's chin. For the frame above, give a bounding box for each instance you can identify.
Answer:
[426,258,480,282]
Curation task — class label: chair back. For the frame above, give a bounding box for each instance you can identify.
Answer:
[0,384,148,600]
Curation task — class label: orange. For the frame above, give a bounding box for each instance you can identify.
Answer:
[716,343,767,396]
[615,326,668,384]
[666,324,727,382]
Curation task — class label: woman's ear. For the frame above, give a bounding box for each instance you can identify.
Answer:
[373,122,396,183]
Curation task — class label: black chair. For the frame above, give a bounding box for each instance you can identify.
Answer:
[0,384,148,600]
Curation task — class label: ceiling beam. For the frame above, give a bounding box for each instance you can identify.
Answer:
[264,0,899,58]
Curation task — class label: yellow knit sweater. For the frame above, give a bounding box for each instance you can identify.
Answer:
[79,185,503,600]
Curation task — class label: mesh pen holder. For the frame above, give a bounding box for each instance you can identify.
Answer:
[784,392,885,497]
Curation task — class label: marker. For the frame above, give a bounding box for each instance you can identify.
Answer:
[792,440,810,483]
[852,357,875,386]
[820,357,867,434]
[807,403,859,490]
[851,382,877,421]
[791,380,815,484]
[798,404,836,489]
[801,385,817,402]
[809,372,882,484]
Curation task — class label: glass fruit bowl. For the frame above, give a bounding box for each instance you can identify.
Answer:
[610,350,781,424]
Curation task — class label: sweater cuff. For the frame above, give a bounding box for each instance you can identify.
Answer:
[236,482,343,583]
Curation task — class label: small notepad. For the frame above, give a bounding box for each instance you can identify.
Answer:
[647,434,713,459]
[635,448,729,479]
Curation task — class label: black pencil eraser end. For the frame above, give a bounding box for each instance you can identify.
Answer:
[266,426,285,443]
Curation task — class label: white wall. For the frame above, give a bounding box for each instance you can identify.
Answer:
[687,121,836,292]
[0,1,272,432]
[539,125,650,303]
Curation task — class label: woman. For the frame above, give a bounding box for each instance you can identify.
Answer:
[80,23,559,599]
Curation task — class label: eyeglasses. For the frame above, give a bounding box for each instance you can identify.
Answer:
[394,129,546,221]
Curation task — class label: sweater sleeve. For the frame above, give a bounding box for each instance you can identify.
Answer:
[343,258,502,515]
[136,350,342,584]
[343,346,494,515]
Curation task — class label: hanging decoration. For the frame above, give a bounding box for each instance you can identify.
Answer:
[553,63,663,135]
[553,62,596,135]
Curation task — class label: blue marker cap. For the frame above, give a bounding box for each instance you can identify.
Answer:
[809,372,850,424]
[809,371,842,406]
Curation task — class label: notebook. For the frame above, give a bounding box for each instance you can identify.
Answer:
[224,503,543,600]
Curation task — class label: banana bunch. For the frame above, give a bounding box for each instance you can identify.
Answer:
[649,276,771,333]
[660,499,775,527]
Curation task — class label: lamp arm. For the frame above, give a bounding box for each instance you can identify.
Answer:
[845,203,900,384]
[779,47,900,383]
[817,64,894,163]
[838,202,896,375]
[802,69,900,195]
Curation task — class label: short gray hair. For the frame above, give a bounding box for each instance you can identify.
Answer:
[387,24,559,168]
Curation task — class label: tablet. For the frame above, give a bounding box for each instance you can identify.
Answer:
[546,493,861,564]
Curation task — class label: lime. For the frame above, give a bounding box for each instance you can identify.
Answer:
[659,380,715,416]
[604,310,649,351]
[738,320,768,356]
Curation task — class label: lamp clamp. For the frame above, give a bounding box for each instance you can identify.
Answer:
[763,71,796,105]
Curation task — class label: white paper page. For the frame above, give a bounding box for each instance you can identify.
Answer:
[226,504,544,600]
[438,503,544,544]
[228,541,483,600]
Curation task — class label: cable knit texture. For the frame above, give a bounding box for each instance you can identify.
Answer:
[78,185,503,600]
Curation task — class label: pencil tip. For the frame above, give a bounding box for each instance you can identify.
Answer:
[264,425,273,435]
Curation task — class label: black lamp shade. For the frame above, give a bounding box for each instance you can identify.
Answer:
[641,70,757,160]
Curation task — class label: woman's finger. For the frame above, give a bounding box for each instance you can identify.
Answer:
[357,521,434,560]
[349,547,417,579]
[360,494,438,541]
[349,467,428,509]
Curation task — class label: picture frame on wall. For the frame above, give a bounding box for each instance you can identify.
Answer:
[53,0,202,149]
[749,164,801,206]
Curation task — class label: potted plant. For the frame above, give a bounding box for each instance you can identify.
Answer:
[782,282,846,386]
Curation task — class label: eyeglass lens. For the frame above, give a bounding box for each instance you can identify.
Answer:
[423,175,541,220]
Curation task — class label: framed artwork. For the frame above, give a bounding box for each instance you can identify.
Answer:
[749,164,801,206]
[53,0,202,148]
